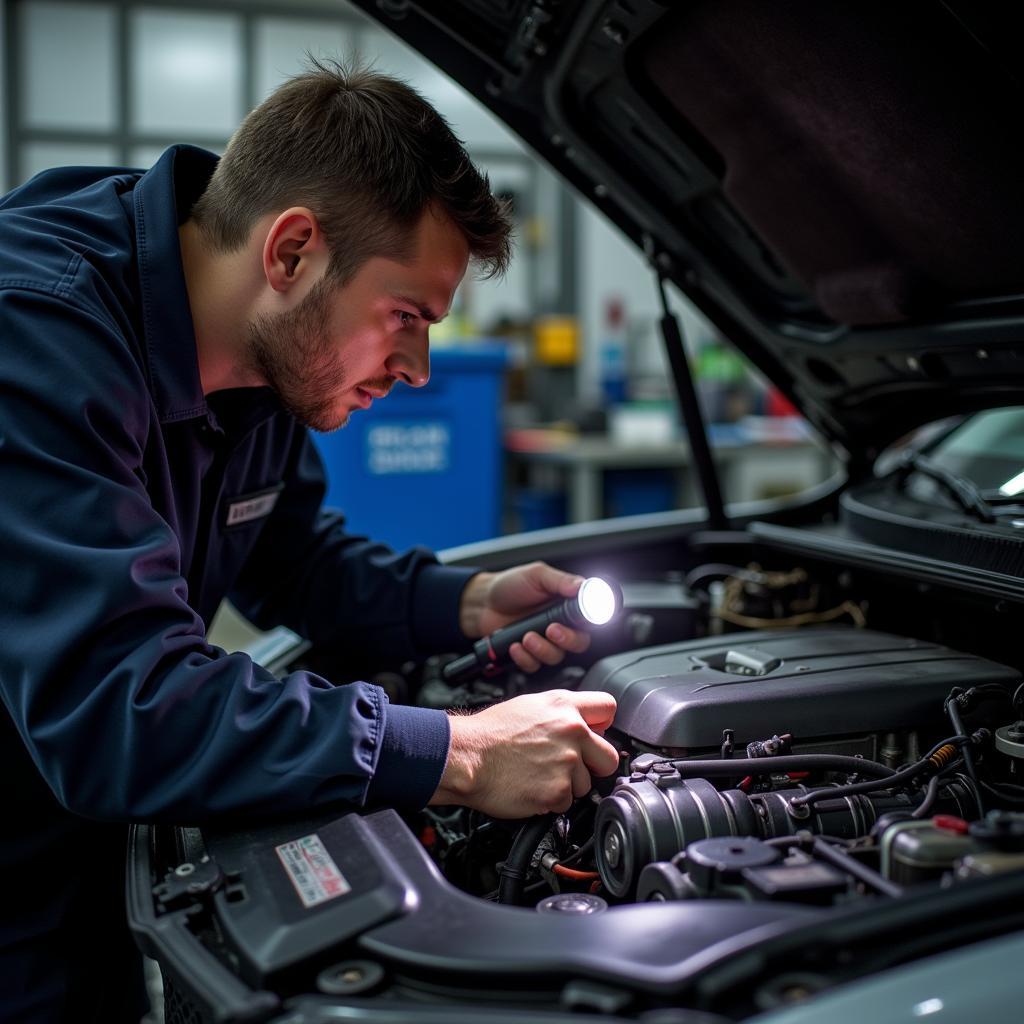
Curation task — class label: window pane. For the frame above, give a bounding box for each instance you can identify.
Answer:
[254,17,354,101]
[20,142,117,183]
[21,2,117,131]
[130,9,242,136]
[128,145,166,171]
[129,142,222,170]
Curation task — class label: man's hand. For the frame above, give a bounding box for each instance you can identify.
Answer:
[430,689,620,817]
[458,562,592,673]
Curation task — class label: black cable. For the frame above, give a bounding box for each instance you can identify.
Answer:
[791,737,982,815]
[765,833,901,897]
[558,836,595,868]
[787,735,970,812]
[811,837,904,898]
[523,877,553,897]
[945,693,983,814]
[910,774,941,819]
[980,780,1024,805]
[789,757,929,811]
[922,734,970,761]
[983,777,1024,795]
[955,770,985,819]
[650,754,897,781]
[497,814,556,906]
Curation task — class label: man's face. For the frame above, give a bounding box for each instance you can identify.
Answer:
[246,207,469,432]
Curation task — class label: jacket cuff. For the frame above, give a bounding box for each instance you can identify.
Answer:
[411,563,480,652]
[365,701,451,808]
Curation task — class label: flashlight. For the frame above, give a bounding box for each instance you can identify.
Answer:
[442,576,622,685]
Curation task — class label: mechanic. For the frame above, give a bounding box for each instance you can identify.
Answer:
[0,63,619,1021]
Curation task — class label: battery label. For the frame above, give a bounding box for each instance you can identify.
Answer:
[275,833,351,909]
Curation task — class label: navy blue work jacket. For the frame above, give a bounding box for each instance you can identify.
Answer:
[0,146,474,836]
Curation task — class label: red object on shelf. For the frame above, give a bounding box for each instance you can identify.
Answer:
[766,387,799,417]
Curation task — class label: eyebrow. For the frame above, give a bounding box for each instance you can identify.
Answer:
[393,294,448,323]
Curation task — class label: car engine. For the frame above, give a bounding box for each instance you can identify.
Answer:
[407,566,1024,912]
[129,557,1024,1023]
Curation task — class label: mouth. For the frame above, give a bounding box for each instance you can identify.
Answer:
[355,384,392,409]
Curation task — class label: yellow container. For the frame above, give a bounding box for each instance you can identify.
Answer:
[534,315,579,366]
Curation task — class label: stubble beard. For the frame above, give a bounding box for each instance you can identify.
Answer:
[246,277,350,433]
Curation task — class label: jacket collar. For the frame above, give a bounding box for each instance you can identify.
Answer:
[133,145,286,436]
[132,145,217,425]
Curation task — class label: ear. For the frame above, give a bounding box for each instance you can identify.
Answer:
[261,207,327,294]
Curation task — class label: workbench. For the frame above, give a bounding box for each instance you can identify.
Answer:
[505,423,835,524]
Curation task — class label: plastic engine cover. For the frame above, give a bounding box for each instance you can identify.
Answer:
[583,626,1018,750]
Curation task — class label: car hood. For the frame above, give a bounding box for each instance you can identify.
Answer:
[349,0,1024,461]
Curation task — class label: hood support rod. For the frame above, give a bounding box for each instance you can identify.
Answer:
[655,273,728,530]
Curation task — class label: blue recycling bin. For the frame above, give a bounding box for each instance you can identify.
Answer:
[311,345,507,552]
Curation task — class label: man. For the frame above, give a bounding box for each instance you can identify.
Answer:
[0,63,618,1021]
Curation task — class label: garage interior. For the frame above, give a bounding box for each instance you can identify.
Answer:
[1,0,833,554]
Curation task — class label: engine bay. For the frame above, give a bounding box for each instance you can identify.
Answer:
[129,529,1024,1022]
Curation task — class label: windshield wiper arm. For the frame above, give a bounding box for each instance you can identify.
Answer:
[896,451,997,523]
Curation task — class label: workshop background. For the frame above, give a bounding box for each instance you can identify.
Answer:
[0,0,834,554]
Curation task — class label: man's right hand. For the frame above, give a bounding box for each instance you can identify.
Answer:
[428,690,620,818]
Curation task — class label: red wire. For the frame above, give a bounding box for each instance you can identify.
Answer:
[552,864,600,881]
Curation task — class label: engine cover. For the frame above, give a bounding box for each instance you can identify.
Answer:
[583,626,1018,750]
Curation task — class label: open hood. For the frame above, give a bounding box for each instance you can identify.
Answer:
[349,0,1024,462]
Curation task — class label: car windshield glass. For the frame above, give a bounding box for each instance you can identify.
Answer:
[926,408,1024,496]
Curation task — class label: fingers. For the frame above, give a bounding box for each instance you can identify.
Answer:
[508,641,540,674]
[555,569,586,599]
[544,758,597,813]
[509,625,591,673]
[545,783,575,815]
[545,623,591,655]
[557,690,621,777]
[439,689,620,818]
[580,728,621,777]
[523,630,566,666]
[571,758,593,799]
[528,561,584,600]
[566,690,617,731]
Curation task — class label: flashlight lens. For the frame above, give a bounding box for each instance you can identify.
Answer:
[577,577,616,625]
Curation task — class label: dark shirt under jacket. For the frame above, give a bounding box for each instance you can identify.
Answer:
[0,146,472,1021]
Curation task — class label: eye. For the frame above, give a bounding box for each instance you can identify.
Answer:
[395,310,417,328]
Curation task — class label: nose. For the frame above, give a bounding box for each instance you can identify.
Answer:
[386,328,430,388]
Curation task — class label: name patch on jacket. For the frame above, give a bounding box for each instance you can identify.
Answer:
[224,482,284,527]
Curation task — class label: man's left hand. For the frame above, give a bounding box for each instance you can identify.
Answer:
[458,562,592,673]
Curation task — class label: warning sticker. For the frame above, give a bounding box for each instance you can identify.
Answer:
[275,833,351,909]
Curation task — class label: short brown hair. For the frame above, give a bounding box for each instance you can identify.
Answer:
[191,59,512,282]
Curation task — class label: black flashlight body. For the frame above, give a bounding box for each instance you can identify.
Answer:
[442,581,621,685]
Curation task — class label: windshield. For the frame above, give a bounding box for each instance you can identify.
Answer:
[926,408,1024,495]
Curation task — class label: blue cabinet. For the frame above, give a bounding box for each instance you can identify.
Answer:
[311,345,507,552]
